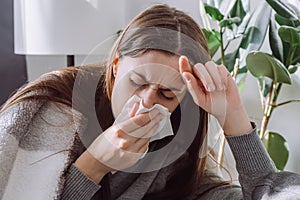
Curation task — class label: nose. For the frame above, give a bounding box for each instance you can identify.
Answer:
[138,84,159,109]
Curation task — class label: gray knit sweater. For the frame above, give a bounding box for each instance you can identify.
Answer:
[62,126,300,200]
[1,99,300,200]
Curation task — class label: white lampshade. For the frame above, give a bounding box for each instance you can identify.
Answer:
[14,0,203,56]
[14,0,126,55]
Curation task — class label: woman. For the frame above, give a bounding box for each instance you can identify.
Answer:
[1,4,300,200]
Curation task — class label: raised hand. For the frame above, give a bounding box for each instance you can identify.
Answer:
[179,56,252,136]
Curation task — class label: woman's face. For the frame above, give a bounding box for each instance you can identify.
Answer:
[111,51,187,118]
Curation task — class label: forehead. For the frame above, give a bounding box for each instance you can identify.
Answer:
[117,51,185,90]
[118,51,180,72]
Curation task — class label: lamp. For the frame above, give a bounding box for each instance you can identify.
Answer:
[14,0,203,66]
[14,0,126,66]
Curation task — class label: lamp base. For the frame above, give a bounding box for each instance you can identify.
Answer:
[67,55,75,67]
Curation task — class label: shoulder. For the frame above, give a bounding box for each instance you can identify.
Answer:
[0,99,87,142]
[0,99,46,140]
[0,100,89,199]
[194,170,242,200]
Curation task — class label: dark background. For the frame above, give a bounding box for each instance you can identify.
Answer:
[0,0,27,106]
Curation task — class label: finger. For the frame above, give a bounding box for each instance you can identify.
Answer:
[129,102,139,117]
[137,139,150,154]
[117,121,159,151]
[217,65,230,89]
[127,115,162,139]
[128,137,149,153]
[117,108,161,135]
[126,138,150,158]
[193,63,215,92]
[205,61,224,91]
[182,71,206,106]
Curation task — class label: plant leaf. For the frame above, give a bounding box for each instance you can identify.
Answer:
[236,12,251,35]
[269,15,284,62]
[258,77,272,98]
[286,2,300,19]
[262,131,289,170]
[288,65,299,74]
[238,1,272,68]
[206,0,222,9]
[281,39,292,66]
[266,0,298,20]
[204,4,224,21]
[215,51,238,72]
[228,0,247,24]
[246,52,292,84]
[202,29,221,57]
[199,0,212,31]
[275,14,300,27]
[225,0,250,38]
[292,46,300,65]
[278,26,300,45]
[236,72,247,94]
[278,26,300,65]
[220,17,241,27]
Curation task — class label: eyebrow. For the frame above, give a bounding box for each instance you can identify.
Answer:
[131,71,183,92]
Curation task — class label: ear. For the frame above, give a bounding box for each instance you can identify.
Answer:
[112,57,119,78]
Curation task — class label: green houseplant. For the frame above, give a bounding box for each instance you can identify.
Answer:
[200,0,300,170]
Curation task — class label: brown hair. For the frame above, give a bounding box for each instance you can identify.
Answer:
[106,4,210,199]
[105,4,210,100]
[1,4,216,200]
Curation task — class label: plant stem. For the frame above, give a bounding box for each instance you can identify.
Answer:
[232,58,240,81]
[274,99,300,107]
[260,81,274,139]
[218,25,226,169]
[261,44,295,138]
[270,83,282,116]
[217,134,226,166]
[260,82,283,139]
[224,37,234,52]
[257,80,266,113]
[219,27,225,65]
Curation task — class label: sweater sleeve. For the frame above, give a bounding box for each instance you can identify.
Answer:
[61,164,101,200]
[197,123,300,200]
[225,123,300,199]
[0,100,45,199]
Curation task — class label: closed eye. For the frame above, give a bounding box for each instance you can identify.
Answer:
[159,91,175,100]
[129,72,178,100]
[129,73,147,86]
[129,78,147,87]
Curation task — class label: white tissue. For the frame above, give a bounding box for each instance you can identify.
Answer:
[114,95,174,142]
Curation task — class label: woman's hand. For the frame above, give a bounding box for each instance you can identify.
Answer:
[179,56,252,136]
[75,102,162,183]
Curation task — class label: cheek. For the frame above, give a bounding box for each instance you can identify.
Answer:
[162,99,180,113]
[167,91,186,113]
[111,78,137,118]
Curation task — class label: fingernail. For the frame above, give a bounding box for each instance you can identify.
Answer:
[207,84,215,92]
